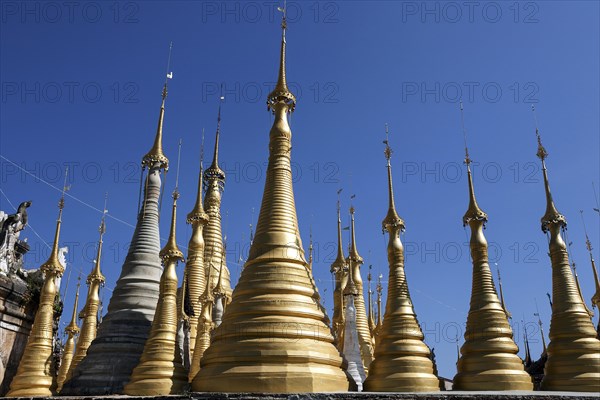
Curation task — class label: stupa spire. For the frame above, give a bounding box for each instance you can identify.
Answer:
[534,299,548,354]
[203,94,232,313]
[367,266,375,337]
[183,133,210,369]
[142,42,173,171]
[346,205,373,372]
[267,0,296,114]
[66,198,107,382]
[581,211,600,311]
[189,259,215,382]
[363,126,440,392]
[8,170,69,397]
[57,279,80,392]
[530,106,599,392]
[192,8,350,391]
[496,263,511,319]
[453,104,532,390]
[124,143,187,395]
[62,51,174,394]
[331,193,346,349]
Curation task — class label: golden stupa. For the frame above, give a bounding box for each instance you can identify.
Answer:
[123,180,188,395]
[189,256,216,382]
[183,148,210,369]
[452,111,533,389]
[191,10,350,392]
[533,126,600,392]
[363,128,440,392]
[186,160,210,381]
[56,282,80,393]
[346,207,374,372]
[66,206,107,382]
[331,199,347,349]
[7,180,68,397]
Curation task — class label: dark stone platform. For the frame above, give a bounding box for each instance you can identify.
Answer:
[3,392,598,400]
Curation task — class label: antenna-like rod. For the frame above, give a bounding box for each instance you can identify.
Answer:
[165,41,173,86]
[534,298,548,353]
[174,139,182,194]
[460,101,471,165]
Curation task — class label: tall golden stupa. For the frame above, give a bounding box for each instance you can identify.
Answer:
[56,281,80,393]
[453,107,533,390]
[183,143,210,371]
[533,123,600,392]
[191,9,351,392]
[7,177,69,397]
[124,177,188,395]
[346,207,374,372]
[363,127,440,392]
[65,208,107,382]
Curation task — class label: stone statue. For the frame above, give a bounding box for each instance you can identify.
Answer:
[0,201,32,276]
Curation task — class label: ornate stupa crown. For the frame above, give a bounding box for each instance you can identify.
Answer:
[382,124,406,232]
[535,122,566,232]
[204,95,226,187]
[267,9,296,113]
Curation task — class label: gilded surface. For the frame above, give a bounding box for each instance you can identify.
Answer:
[191,17,350,392]
[66,216,106,382]
[535,139,600,391]
[363,138,439,393]
[184,161,209,363]
[124,194,188,395]
[453,165,533,390]
[56,285,80,392]
[7,200,66,397]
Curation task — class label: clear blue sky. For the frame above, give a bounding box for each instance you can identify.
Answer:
[1,1,598,380]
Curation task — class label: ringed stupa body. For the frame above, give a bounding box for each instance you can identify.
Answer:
[452,119,533,390]
[7,185,68,397]
[65,211,107,382]
[56,283,80,393]
[124,184,188,395]
[362,128,440,392]
[191,13,350,392]
[62,81,170,395]
[533,127,600,392]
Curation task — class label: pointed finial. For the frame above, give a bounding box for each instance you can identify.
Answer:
[205,91,226,187]
[331,189,346,273]
[188,133,210,225]
[460,101,472,166]
[532,106,566,232]
[534,298,548,354]
[580,210,600,308]
[382,125,405,232]
[65,277,81,334]
[460,104,487,226]
[142,43,173,171]
[89,194,108,284]
[348,203,363,263]
[41,167,69,275]
[495,263,511,319]
[160,147,184,263]
[267,0,296,113]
